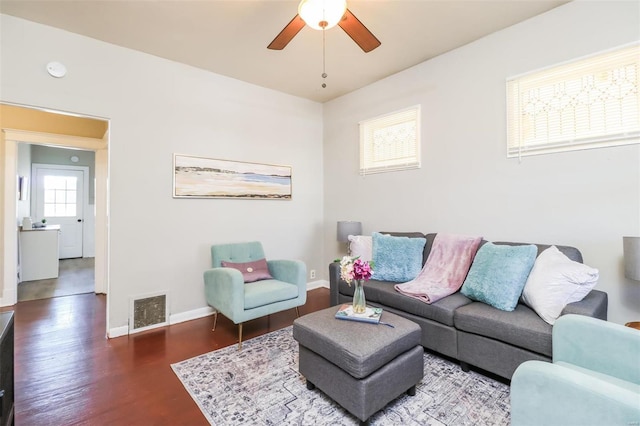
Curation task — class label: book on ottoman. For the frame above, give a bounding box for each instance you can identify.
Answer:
[335,304,383,324]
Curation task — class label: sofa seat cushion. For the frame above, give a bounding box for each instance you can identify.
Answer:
[454,301,552,356]
[363,281,473,326]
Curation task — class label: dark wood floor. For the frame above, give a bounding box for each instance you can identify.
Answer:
[8,288,331,425]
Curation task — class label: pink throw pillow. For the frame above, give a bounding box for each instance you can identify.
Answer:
[221,258,273,283]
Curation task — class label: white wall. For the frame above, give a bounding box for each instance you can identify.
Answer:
[323,0,640,325]
[0,15,324,332]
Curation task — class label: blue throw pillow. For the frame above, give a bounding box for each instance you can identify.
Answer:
[372,232,426,282]
[461,242,537,311]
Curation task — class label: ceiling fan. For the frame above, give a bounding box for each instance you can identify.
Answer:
[267,0,381,53]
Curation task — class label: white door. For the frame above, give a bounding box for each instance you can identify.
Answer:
[34,168,85,259]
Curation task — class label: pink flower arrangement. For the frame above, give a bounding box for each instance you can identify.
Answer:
[339,256,374,285]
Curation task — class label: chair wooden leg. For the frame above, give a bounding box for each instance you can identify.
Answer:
[295,307,300,318]
[237,323,243,350]
[212,311,218,331]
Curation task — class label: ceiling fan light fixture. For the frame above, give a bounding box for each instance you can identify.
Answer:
[298,0,347,30]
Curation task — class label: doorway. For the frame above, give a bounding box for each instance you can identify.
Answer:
[1,104,109,318]
[17,153,96,302]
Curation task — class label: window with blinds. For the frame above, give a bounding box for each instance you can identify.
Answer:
[359,105,421,175]
[507,44,639,158]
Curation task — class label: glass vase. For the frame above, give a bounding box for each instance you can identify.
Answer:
[352,279,367,314]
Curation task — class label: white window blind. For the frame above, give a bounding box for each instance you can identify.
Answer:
[507,44,640,158]
[359,105,421,175]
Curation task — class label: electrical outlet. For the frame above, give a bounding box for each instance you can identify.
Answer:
[310,269,316,279]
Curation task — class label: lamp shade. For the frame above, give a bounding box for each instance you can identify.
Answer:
[298,0,347,30]
[623,236,640,281]
[337,221,362,243]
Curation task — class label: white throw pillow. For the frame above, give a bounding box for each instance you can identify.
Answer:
[522,246,599,325]
[348,235,372,261]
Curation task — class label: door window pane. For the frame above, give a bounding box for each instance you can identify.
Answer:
[43,175,78,217]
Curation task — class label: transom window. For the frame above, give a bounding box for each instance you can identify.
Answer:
[359,105,421,175]
[43,175,77,217]
[507,44,639,158]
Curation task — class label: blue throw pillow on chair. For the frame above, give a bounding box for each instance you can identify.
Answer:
[372,232,426,282]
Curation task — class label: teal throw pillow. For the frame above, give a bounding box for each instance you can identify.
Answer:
[372,232,426,282]
[461,242,537,311]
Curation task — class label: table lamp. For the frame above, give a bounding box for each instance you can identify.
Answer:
[337,221,362,255]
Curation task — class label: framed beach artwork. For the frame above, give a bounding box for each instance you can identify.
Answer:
[173,154,292,199]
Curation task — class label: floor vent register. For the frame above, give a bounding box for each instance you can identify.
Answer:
[130,293,168,332]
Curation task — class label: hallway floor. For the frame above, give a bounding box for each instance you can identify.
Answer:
[18,257,95,302]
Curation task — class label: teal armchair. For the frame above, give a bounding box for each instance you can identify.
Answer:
[203,241,307,349]
[511,314,640,426]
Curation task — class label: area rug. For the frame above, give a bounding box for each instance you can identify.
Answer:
[171,326,510,425]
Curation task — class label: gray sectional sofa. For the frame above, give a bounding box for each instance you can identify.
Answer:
[329,232,608,380]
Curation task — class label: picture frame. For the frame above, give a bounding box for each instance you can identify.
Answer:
[173,154,292,199]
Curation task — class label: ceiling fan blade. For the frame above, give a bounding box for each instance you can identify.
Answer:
[268,14,306,50]
[338,9,381,53]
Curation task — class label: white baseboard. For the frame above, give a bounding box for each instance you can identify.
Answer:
[0,287,17,307]
[170,306,216,325]
[307,280,329,290]
[108,325,129,338]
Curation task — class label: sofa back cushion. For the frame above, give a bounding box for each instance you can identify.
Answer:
[494,241,583,263]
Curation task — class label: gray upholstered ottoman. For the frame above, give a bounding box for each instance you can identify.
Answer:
[293,306,424,424]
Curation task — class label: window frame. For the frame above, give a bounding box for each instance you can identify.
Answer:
[359,105,421,176]
[506,43,640,158]
[43,175,78,217]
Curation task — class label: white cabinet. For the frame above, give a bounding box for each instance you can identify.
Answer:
[19,226,60,282]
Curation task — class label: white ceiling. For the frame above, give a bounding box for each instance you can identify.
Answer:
[0,0,569,103]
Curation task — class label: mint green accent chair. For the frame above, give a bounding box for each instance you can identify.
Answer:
[511,314,640,426]
[203,241,307,349]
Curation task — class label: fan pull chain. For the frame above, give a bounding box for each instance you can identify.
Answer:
[321,28,327,88]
